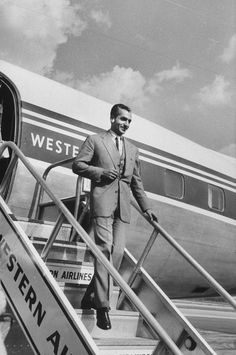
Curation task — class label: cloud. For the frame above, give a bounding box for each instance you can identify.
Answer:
[197,75,232,106]
[0,0,86,73]
[0,0,110,74]
[220,143,236,158]
[155,62,192,83]
[220,34,236,64]
[54,63,193,111]
[90,9,111,28]
[55,63,192,110]
[77,66,152,109]
[52,70,74,85]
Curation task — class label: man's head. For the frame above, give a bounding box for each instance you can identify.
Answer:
[110,103,132,136]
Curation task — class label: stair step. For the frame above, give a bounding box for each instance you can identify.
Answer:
[77,309,142,338]
[96,337,158,355]
[17,218,72,241]
[31,237,91,262]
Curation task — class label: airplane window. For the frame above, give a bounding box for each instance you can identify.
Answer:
[164,170,184,199]
[208,185,225,212]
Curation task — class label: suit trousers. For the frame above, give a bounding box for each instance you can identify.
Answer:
[83,213,127,309]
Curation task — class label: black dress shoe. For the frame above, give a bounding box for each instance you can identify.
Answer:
[81,297,96,310]
[96,308,111,330]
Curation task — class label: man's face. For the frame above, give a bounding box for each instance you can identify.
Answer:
[111,108,132,136]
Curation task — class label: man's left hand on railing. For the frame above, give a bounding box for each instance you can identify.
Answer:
[144,209,158,222]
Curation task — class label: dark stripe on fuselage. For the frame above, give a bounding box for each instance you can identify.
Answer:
[140,151,235,190]
[22,101,236,184]
[23,112,89,140]
[141,160,236,219]
[22,101,102,135]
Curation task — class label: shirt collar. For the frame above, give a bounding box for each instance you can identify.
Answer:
[109,129,124,140]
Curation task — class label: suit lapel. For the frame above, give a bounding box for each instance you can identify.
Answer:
[102,131,120,167]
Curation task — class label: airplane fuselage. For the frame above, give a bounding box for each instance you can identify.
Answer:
[0,60,235,298]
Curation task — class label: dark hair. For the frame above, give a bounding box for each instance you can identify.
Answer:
[110,103,131,119]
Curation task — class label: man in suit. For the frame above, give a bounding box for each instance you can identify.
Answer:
[72,103,157,330]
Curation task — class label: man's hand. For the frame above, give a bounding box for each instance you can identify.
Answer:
[102,168,118,181]
[144,209,158,222]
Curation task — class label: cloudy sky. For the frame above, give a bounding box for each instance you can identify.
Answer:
[0,0,235,157]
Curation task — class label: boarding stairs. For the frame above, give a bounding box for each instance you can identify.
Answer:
[1,142,236,355]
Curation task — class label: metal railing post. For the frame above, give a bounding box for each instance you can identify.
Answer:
[117,228,158,308]
[69,176,82,242]
[34,157,75,219]
[128,228,159,285]
[41,212,65,261]
[74,176,82,219]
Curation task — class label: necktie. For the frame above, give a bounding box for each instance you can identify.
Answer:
[115,136,120,152]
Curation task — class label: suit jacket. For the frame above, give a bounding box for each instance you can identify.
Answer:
[72,131,150,223]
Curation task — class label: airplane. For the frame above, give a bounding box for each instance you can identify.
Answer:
[0,60,236,354]
[0,59,235,299]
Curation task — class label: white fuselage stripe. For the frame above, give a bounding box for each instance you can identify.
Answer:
[23,117,85,142]
[23,108,94,136]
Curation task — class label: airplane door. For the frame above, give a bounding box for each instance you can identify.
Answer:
[0,80,19,189]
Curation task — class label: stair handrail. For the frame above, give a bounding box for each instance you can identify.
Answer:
[0,150,18,197]
[0,141,185,355]
[34,156,75,219]
[130,199,236,312]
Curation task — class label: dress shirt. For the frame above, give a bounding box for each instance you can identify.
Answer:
[109,130,123,156]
